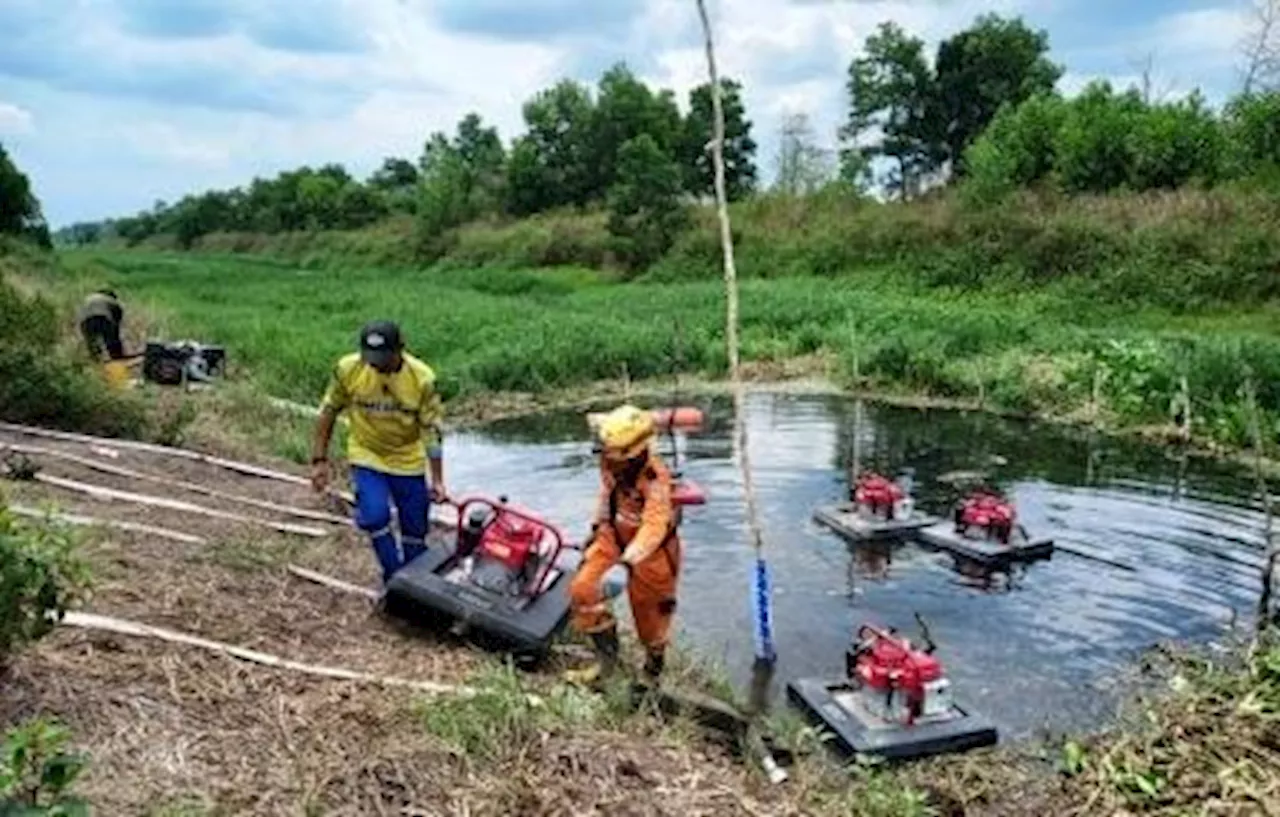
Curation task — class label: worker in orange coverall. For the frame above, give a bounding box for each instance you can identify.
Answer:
[566,405,683,686]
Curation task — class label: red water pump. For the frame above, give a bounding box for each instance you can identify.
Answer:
[953,491,1016,545]
[846,625,953,726]
[852,472,905,519]
[455,496,565,596]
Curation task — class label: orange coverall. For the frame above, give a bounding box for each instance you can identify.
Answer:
[569,455,683,655]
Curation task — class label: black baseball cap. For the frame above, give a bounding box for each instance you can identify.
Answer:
[359,320,403,367]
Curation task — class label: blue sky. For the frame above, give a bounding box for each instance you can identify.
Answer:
[0,0,1256,227]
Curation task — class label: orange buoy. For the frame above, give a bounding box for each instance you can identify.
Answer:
[652,406,705,430]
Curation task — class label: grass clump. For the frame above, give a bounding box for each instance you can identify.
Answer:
[417,661,610,760]
[0,717,90,815]
[1032,642,1280,813]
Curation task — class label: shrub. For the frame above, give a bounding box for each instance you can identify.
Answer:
[0,498,92,666]
[0,268,147,438]
[0,718,89,815]
[1222,92,1280,184]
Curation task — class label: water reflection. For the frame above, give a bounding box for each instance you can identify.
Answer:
[441,391,1267,741]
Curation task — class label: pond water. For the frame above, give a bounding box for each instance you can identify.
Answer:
[441,391,1266,742]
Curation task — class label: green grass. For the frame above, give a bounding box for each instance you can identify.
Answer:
[55,247,1280,449]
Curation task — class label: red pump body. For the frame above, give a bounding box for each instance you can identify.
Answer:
[453,496,570,597]
[853,472,904,518]
[477,510,545,574]
[848,625,948,725]
[954,491,1016,544]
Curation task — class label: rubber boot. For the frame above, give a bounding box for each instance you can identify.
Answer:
[642,650,665,685]
[564,627,620,687]
[590,627,621,682]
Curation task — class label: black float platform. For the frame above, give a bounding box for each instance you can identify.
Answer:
[813,502,940,542]
[786,678,998,761]
[916,522,1054,566]
[382,527,574,660]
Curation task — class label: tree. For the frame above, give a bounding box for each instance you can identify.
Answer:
[933,14,1062,176]
[509,80,598,212]
[1242,0,1280,93]
[504,136,548,217]
[680,78,757,200]
[415,113,507,241]
[607,134,689,273]
[451,112,507,213]
[840,22,937,198]
[1223,91,1280,180]
[775,113,835,195]
[591,64,683,201]
[417,148,471,254]
[0,142,50,248]
[368,157,419,190]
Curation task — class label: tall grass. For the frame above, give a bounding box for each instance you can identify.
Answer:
[57,248,1280,449]
[160,188,1280,311]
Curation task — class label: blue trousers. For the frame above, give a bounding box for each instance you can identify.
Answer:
[351,466,430,583]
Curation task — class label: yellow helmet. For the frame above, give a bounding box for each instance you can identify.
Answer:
[596,404,656,462]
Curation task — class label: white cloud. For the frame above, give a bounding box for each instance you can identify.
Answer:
[118,123,231,166]
[0,0,1258,225]
[1152,7,1250,59]
[0,102,34,135]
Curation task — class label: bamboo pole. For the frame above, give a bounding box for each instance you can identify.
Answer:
[29,472,330,538]
[288,564,379,600]
[1245,378,1278,631]
[61,611,482,698]
[0,421,317,489]
[8,505,207,545]
[694,0,787,787]
[2,444,351,526]
[695,0,775,666]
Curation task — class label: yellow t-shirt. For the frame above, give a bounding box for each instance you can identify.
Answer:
[320,352,444,475]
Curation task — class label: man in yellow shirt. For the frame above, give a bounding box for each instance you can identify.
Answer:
[310,320,448,583]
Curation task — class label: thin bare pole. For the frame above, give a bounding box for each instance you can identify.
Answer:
[1245,377,1278,632]
[694,0,775,668]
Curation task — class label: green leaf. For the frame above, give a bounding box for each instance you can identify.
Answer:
[1060,740,1088,776]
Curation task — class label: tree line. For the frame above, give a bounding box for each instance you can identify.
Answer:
[51,11,1280,269]
[0,143,50,248]
[60,63,757,270]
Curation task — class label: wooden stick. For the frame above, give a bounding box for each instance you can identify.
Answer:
[288,564,379,600]
[3,443,351,527]
[696,0,776,666]
[0,421,315,489]
[30,473,329,538]
[61,611,473,697]
[8,505,207,545]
